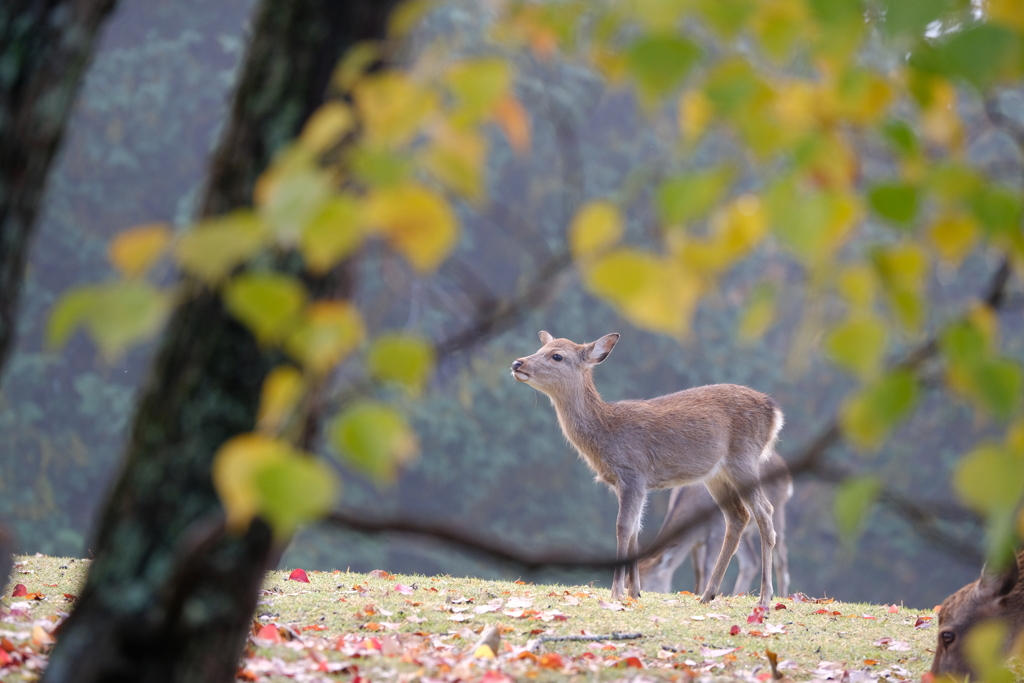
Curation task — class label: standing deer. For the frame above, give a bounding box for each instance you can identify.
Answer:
[931,550,1024,679]
[511,331,783,605]
[639,450,792,598]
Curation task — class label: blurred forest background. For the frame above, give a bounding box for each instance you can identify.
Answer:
[3,0,1021,610]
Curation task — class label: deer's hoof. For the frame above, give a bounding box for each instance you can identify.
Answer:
[699,592,715,605]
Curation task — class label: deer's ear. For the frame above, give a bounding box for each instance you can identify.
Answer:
[978,555,1020,600]
[538,331,554,344]
[586,333,619,364]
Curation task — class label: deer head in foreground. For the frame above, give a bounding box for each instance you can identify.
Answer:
[639,450,792,598]
[511,331,784,605]
[931,550,1024,679]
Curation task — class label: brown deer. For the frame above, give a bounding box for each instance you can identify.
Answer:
[931,550,1024,679]
[511,331,783,605]
[639,450,792,598]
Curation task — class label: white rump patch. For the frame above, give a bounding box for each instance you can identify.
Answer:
[760,407,784,463]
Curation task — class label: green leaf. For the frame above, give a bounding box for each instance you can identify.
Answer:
[910,23,1022,90]
[704,60,771,117]
[223,273,307,345]
[284,301,364,375]
[258,153,334,245]
[965,620,1016,683]
[972,359,1022,420]
[254,455,339,537]
[969,187,1023,237]
[882,121,918,158]
[954,444,1024,515]
[48,283,172,360]
[881,0,953,37]
[825,316,887,379]
[300,196,364,275]
[871,244,927,331]
[444,58,511,125]
[833,475,881,545]
[350,146,414,187]
[625,35,701,100]
[329,401,418,482]
[367,333,436,395]
[868,182,920,226]
[737,283,776,342]
[175,210,268,285]
[695,0,757,37]
[841,371,920,450]
[656,167,734,227]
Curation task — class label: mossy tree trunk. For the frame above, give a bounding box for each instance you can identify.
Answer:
[0,0,119,591]
[42,1,400,681]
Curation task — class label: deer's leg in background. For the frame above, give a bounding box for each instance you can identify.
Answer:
[732,528,759,595]
[773,500,790,598]
[699,478,749,604]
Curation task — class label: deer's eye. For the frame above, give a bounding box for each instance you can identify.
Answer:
[941,631,956,647]
[552,354,563,362]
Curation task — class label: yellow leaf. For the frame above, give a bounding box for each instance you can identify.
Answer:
[223,273,307,345]
[367,333,435,395]
[919,78,963,149]
[31,625,55,647]
[300,196,364,274]
[714,194,768,258]
[872,244,928,331]
[989,0,1024,31]
[258,366,306,434]
[929,213,979,266]
[329,401,419,482]
[837,265,877,310]
[332,41,381,93]
[420,124,487,201]
[213,433,338,537]
[299,101,355,153]
[825,315,887,379]
[108,223,172,277]
[569,201,623,259]
[445,58,511,126]
[751,0,809,62]
[285,301,364,374]
[387,0,431,36]
[584,249,702,336]
[474,644,496,659]
[840,371,920,451]
[362,184,459,272]
[737,283,777,342]
[773,80,819,133]
[175,210,268,285]
[353,72,437,147]
[954,444,1024,516]
[678,89,713,143]
[493,93,531,155]
[47,282,172,361]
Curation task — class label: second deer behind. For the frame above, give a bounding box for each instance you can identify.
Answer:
[511,331,784,606]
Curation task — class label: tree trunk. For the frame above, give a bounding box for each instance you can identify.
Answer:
[0,0,119,592]
[43,1,400,681]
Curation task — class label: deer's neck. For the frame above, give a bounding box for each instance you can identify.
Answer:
[548,374,612,471]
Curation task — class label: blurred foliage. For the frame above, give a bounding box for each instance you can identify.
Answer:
[7,0,1024,639]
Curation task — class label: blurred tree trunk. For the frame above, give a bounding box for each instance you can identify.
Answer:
[0,0,119,590]
[42,1,400,681]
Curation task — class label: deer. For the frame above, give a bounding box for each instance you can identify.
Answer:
[639,449,792,598]
[511,331,784,606]
[931,550,1024,679]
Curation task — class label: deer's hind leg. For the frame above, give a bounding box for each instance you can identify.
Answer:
[699,478,749,604]
[734,475,776,607]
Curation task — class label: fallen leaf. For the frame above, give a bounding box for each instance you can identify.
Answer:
[864,659,879,665]
[256,624,283,643]
[505,596,533,608]
[32,625,55,647]
[774,603,787,610]
[888,604,899,614]
[690,615,706,621]
[538,652,564,669]
[288,568,310,583]
[368,569,393,579]
[730,625,741,635]
[748,606,766,624]
[624,656,644,668]
[480,670,513,683]
[393,583,415,595]
[599,600,626,611]
[11,584,26,597]
[700,645,738,658]
[474,644,496,659]
[915,616,934,629]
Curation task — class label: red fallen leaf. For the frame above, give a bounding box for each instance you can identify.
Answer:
[529,629,544,635]
[11,584,27,597]
[832,611,842,616]
[63,593,77,601]
[915,616,933,629]
[368,569,393,579]
[301,624,328,631]
[1,637,14,652]
[352,677,369,683]
[730,625,741,636]
[757,672,772,682]
[921,672,936,683]
[256,624,283,643]
[747,606,766,624]
[774,603,787,610]
[624,656,644,668]
[362,637,382,651]
[888,604,899,613]
[538,652,564,669]
[481,671,514,683]
[0,649,10,666]
[749,630,764,637]
[393,583,415,595]
[43,583,58,588]
[814,609,829,614]
[288,568,310,583]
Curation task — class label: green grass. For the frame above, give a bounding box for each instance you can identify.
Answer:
[1,555,939,681]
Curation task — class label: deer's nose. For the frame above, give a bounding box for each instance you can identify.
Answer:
[512,360,524,371]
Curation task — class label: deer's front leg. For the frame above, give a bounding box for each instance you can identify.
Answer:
[612,479,647,601]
